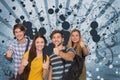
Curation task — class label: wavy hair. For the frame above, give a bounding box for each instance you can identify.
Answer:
[67,29,82,57]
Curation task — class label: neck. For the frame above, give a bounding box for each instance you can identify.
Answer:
[36,50,42,55]
[18,38,25,44]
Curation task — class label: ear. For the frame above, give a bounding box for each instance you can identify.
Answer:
[24,31,26,35]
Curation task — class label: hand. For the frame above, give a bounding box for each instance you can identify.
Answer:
[79,39,86,48]
[53,47,60,55]
[43,60,49,70]
[21,59,28,67]
[54,42,62,55]
[6,48,13,58]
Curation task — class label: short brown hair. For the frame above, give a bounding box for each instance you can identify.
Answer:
[13,24,26,35]
[50,30,63,39]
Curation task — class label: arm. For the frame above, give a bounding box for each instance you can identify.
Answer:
[48,66,52,80]
[18,58,28,75]
[82,45,89,56]
[54,47,75,61]
[5,48,13,61]
[80,39,89,56]
[59,51,75,61]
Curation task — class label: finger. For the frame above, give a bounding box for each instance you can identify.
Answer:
[8,49,12,54]
[9,45,12,50]
[8,48,12,51]
[44,60,46,63]
[53,48,56,52]
[55,42,62,47]
[57,42,62,46]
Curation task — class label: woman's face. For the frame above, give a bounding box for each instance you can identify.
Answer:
[71,31,80,43]
[14,28,25,41]
[35,37,45,51]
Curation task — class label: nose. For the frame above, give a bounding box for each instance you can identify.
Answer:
[54,37,58,41]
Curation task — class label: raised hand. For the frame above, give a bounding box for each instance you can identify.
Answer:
[21,59,28,67]
[79,38,89,55]
[43,60,49,70]
[79,38,86,48]
[6,46,13,58]
[53,42,62,55]
[53,47,60,55]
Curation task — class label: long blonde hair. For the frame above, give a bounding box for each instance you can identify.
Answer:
[68,29,82,57]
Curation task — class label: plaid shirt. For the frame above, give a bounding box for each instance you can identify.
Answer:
[8,37,32,77]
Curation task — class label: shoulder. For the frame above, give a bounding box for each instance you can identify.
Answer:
[66,47,74,50]
[28,38,32,43]
[12,39,18,44]
[7,39,18,51]
[29,40,33,45]
[46,55,49,60]
[10,39,19,47]
[28,37,33,44]
[23,51,29,59]
[66,47,76,54]
[49,54,55,58]
[25,36,33,45]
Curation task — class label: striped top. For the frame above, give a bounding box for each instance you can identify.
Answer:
[50,47,75,80]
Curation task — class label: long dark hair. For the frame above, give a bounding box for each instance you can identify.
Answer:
[67,29,82,57]
[24,34,47,78]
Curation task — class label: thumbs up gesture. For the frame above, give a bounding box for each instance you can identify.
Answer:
[53,43,62,55]
[79,38,86,48]
[6,47,13,58]
[54,47,60,55]
[43,60,49,70]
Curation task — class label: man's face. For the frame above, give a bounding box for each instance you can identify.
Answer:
[14,28,25,41]
[51,33,64,47]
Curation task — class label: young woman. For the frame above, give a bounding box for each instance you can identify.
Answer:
[18,34,49,80]
[68,29,89,80]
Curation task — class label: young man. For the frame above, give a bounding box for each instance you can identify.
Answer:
[48,30,75,80]
[5,24,32,78]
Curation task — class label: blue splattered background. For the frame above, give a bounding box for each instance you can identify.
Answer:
[0,0,120,80]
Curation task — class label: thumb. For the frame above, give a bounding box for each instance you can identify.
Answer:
[44,60,46,63]
[57,42,62,46]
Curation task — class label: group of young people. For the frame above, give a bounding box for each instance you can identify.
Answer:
[5,23,89,80]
